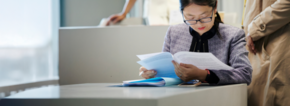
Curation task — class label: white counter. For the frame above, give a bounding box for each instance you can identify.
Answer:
[3,83,247,106]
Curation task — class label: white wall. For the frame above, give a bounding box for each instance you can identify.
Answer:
[60,0,126,27]
[59,26,169,85]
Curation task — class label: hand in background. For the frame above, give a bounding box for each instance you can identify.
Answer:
[105,0,136,26]
[105,14,126,26]
[246,33,256,55]
[139,67,157,79]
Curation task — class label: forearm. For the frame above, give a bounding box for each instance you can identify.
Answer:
[121,0,137,16]
[248,0,290,41]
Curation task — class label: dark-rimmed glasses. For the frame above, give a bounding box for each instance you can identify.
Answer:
[182,9,214,25]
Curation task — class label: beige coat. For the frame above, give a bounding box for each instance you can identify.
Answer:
[243,0,290,106]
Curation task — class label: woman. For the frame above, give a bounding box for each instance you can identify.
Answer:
[140,0,252,85]
[244,0,290,105]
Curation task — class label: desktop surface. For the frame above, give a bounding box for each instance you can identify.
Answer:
[3,83,247,106]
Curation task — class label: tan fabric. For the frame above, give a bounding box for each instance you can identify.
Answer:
[243,0,290,106]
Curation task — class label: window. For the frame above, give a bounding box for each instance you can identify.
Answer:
[0,0,59,87]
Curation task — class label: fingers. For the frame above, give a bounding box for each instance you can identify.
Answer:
[172,61,183,74]
[250,42,256,55]
[246,35,256,55]
[249,41,256,55]
[172,61,182,78]
[250,41,257,55]
[174,68,181,78]
[106,15,116,26]
[139,67,147,72]
[139,66,157,79]
[112,15,124,24]
[106,15,120,26]
[172,60,181,71]
[173,61,189,81]
[105,21,110,26]
[174,68,185,81]
[142,70,156,79]
[113,17,121,24]
[180,63,193,68]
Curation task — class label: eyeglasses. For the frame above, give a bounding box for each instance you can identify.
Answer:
[183,9,214,25]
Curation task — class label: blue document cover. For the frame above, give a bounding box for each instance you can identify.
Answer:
[137,52,177,78]
[123,77,183,87]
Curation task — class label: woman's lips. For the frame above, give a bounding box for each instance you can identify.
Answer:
[198,27,205,30]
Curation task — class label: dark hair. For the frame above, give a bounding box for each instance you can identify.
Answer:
[180,0,223,38]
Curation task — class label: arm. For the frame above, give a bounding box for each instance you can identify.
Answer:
[122,0,136,16]
[211,30,252,85]
[162,26,171,52]
[121,0,137,17]
[248,0,290,41]
[106,0,137,25]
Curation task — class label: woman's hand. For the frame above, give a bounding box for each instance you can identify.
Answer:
[246,33,257,55]
[139,67,157,79]
[106,14,126,26]
[172,60,207,82]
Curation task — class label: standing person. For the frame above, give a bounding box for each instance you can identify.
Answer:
[243,0,290,105]
[140,0,252,85]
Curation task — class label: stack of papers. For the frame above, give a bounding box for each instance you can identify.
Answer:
[136,52,233,78]
[123,77,183,87]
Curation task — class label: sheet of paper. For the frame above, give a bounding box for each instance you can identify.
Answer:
[137,52,178,78]
[173,51,233,70]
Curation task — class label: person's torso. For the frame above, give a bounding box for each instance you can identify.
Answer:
[165,23,245,66]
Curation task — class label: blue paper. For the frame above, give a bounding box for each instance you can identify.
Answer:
[123,77,183,87]
[137,52,178,78]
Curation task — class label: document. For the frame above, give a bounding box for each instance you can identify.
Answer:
[123,77,183,87]
[137,51,233,78]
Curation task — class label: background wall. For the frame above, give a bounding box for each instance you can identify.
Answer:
[60,0,126,27]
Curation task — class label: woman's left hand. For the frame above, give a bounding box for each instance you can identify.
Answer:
[172,60,207,82]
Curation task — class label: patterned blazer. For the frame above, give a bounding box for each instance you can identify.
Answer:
[162,23,252,85]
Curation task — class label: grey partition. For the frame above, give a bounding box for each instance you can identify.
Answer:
[59,25,169,85]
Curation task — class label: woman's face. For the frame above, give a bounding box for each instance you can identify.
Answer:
[183,3,217,35]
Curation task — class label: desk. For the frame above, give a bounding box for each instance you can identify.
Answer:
[2,83,247,106]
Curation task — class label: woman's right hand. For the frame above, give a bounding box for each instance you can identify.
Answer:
[139,67,157,79]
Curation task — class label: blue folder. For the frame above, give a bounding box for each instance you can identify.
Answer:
[123,77,183,87]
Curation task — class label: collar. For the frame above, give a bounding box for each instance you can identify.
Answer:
[189,26,216,40]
